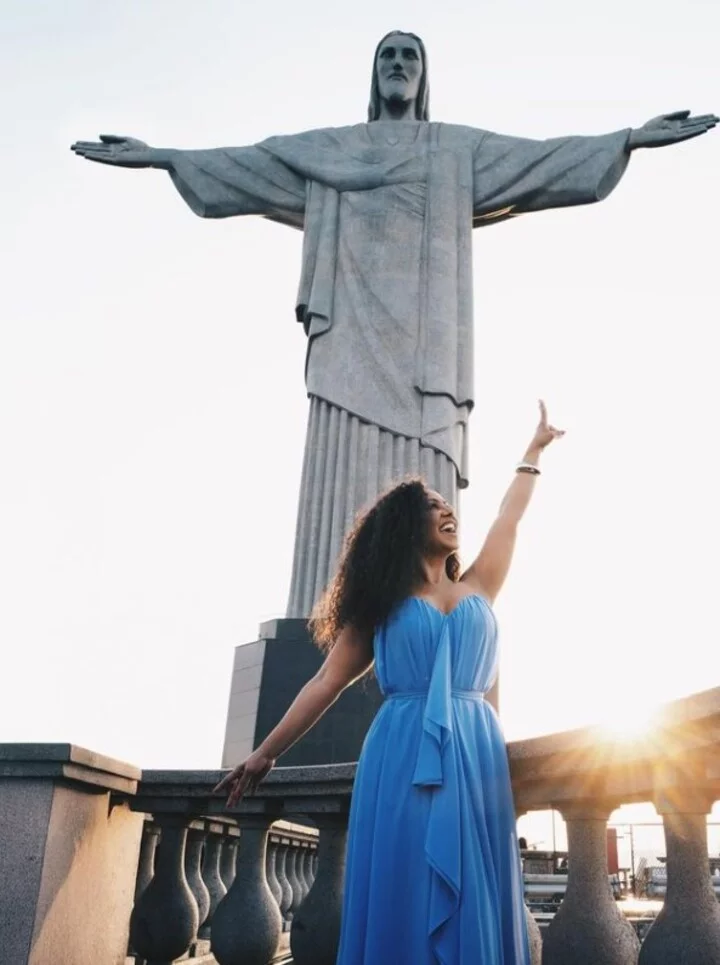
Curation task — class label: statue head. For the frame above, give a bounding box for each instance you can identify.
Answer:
[368,31,429,122]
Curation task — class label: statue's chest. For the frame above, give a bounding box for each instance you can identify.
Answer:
[340,180,427,221]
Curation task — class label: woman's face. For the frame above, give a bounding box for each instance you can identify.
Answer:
[424,489,459,554]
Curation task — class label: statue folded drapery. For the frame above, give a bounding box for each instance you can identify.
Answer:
[168,120,631,614]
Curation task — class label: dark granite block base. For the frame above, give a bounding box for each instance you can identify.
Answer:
[222,618,383,767]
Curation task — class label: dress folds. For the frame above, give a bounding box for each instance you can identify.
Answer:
[336,594,530,965]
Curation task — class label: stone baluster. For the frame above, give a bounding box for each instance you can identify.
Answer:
[286,841,303,919]
[296,842,311,904]
[134,821,160,903]
[129,815,199,965]
[516,810,542,965]
[311,850,318,881]
[542,803,639,965]
[211,816,283,965]
[639,789,720,964]
[291,814,348,965]
[128,821,161,959]
[185,825,211,941]
[266,836,283,908]
[220,833,240,890]
[199,823,228,940]
[276,837,294,922]
[525,904,542,965]
[305,846,317,892]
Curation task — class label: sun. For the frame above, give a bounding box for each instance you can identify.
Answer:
[594,703,661,743]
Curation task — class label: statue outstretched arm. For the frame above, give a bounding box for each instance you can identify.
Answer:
[71,134,306,225]
[472,126,632,222]
[472,109,716,224]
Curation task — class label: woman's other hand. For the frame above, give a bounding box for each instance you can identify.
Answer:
[212,749,276,807]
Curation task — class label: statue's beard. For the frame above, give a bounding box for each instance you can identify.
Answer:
[382,91,416,117]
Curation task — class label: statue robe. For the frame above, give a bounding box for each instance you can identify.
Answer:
[169,121,630,614]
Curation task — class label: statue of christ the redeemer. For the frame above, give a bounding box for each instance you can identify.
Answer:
[72,31,716,617]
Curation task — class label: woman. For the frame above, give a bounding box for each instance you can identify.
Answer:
[215,400,564,964]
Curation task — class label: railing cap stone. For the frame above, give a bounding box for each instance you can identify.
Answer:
[508,685,720,763]
[0,742,141,793]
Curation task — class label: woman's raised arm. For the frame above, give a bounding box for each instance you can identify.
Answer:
[462,401,564,603]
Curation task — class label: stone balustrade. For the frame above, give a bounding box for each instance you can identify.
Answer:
[1,686,719,965]
[510,685,720,965]
[126,763,349,965]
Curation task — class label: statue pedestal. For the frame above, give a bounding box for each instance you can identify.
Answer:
[221,619,383,767]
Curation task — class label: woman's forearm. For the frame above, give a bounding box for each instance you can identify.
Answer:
[497,444,542,524]
[256,674,341,760]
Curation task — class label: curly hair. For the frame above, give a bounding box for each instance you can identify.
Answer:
[310,479,460,651]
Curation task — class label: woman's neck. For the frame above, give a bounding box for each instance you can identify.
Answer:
[419,557,451,588]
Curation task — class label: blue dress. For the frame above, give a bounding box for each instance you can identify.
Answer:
[335,594,530,965]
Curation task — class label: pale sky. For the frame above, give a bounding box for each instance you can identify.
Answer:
[2,0,718,822]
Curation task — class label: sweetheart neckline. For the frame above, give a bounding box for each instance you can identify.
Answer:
[407,593,492,618]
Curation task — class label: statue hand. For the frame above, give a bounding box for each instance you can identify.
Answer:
[629,110,718,149]
[71,134,157,168]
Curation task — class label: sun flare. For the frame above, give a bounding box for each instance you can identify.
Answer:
[595,703,661,743]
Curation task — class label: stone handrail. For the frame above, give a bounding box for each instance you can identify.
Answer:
[1,686,719,965]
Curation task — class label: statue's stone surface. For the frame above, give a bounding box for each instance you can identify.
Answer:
[169,121,630,614]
